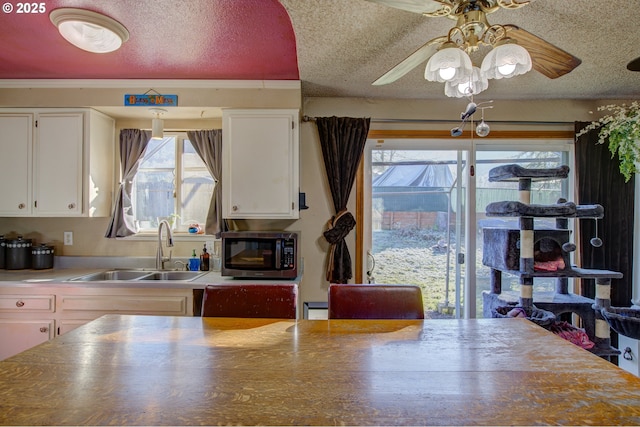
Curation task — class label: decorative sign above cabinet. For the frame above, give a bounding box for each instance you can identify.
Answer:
[124,94,178,107]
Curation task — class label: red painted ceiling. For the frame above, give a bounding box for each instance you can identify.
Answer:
[0,0,299,80]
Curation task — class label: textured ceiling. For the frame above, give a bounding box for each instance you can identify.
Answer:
[280,0,640,100]
[0,0,639,103]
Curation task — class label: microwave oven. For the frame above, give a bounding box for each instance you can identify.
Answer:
[221,231,298,279]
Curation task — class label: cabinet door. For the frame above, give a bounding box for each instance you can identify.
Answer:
[222,109,299,219]
[0,319,55,361]
[35,113,84,215]
[0,114,33,215]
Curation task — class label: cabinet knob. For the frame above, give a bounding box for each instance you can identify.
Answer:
[18,203,25,209]
[16,300,25,307]
[68,203,75,210]
[232,205,238,211]
[39,327,48,333]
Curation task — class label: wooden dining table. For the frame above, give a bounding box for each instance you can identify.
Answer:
[1,314,640,426]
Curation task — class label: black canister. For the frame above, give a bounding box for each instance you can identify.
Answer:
[0,235,5,269]
[32,244,54,270]
[5,236,32,270]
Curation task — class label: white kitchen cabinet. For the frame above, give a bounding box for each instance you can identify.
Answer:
[0,113,33,215]
[222,109,299,219]
[58,288,192,334]
[0,319,55,360]
[0,292,56,360]
[0,285,193,360]
[56,287,192,336]
[0,108,114,217]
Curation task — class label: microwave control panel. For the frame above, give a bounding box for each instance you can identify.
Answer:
[283,239,295,269]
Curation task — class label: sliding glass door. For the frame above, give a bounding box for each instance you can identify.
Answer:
[362,138,573,318]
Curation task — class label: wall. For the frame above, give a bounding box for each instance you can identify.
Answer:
[0,86,635,311]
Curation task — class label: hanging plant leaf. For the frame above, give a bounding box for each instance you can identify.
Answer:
[577,102,640,182]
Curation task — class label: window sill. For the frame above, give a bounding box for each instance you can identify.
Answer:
[119,232,217,242]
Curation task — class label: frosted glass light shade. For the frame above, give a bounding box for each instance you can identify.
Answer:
[481,43,532,79]
[425,47,473,83]
[444,66,488,97]
[152,118,164,140]
[50,8,129,53]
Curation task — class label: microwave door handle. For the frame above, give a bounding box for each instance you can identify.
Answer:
[275,240,282,269]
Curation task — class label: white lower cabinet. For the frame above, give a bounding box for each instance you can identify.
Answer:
[0,286,194,361]
[0,319,55,361]
[0,292,56,360]
[58,289,192,332]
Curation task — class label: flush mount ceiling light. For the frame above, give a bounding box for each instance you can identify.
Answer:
[49,8,129,53]
[150,108,167,140]
[369,0,581,97]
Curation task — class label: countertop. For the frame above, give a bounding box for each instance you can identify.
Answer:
[0,256,302,289]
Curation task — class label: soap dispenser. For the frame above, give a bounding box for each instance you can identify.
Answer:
[189,249,200,271]
[200,243,210,271]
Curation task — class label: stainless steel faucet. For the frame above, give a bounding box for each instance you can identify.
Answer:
[156,220,174,270]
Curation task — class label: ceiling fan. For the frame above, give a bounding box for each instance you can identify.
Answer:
[367,0,581,90]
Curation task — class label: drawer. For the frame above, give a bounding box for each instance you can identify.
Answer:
[0,295,55,312]
[60,295,189,316]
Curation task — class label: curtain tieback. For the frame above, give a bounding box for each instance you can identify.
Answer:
[323,210,356,282]
[323,209,355,244]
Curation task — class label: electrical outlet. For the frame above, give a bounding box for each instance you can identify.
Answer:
[63,231,73,246]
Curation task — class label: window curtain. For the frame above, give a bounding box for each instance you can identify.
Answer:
[315,116,371,283]
[187,130,226,238]
[105,129,151,238]
[575,122,634,307]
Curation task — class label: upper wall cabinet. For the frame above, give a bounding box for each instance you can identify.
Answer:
[222,109,300,219]
[0,109,114,217]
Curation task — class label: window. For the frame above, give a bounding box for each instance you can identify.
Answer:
[132,132,214,233]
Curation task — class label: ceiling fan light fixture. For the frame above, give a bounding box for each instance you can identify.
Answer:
[50,8,129,53]
[445,66,488,97]
[481,41,531,79]
[425,45,473,82]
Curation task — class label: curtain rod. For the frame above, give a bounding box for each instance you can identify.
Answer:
[301,115,571,126]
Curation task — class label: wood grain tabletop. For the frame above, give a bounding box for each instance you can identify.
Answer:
[1,315,639,426]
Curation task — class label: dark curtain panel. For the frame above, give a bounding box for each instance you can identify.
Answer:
[187,129,226,238]
[316,116,371,283]
[575,122,634,307]
[105,129,150,238]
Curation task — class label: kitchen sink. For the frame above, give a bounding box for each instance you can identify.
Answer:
[68,270,206,282]
[69,270,152,281]
[137,271,206,281]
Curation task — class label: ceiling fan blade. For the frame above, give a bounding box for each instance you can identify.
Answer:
[372,36,447,85]
[365,0,451,15]
[504,25,581,79]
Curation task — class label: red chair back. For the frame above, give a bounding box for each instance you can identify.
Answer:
[328,284,424,319]
[201,283,298,319]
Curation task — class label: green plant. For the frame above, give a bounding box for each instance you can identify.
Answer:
[577,102,640,182]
